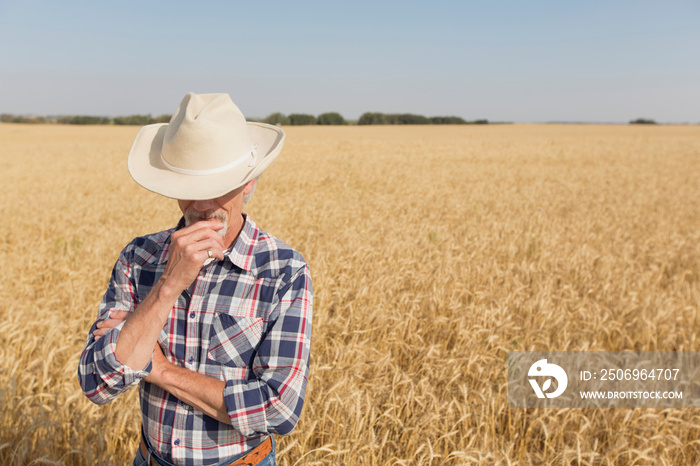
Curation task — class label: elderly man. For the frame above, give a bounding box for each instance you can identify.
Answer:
[78,93,312,466]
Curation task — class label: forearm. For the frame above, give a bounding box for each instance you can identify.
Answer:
[152,363,307,433]
[114,280,180,371]
[151,363,229,424]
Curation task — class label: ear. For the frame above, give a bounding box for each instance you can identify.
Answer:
[243,178,257,195]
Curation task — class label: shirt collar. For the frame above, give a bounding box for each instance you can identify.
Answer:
[228,213,258,273]
[169,213,258,273]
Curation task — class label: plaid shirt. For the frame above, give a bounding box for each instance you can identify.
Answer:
[78,215,312,465]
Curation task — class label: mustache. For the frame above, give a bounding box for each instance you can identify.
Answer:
[184,209,228,225]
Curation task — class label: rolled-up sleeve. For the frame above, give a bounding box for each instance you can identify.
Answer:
[78,254,151,404]
[223,264,312,436]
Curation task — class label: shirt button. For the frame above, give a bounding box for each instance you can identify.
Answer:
[189,312,195,319]
[188,357,194,365]
[174,439,180,446]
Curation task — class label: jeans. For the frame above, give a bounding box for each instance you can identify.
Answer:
[132,435,276,466]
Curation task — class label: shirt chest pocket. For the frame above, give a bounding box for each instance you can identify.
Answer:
[207,314,264,369]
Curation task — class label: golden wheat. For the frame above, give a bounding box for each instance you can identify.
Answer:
[0,123,698,465]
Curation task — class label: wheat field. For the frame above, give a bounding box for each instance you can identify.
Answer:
[1,122,699,465]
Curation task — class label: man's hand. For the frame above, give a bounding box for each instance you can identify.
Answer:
[160,219,226,296]
[93,310,129,341]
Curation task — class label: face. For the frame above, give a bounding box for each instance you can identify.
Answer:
[178,179,256,247]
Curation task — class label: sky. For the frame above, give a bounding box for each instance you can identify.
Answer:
[1,0,698,123]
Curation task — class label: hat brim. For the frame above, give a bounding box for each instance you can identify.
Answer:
[127,122,285,200]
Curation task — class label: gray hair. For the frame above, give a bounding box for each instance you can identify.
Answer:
[243,177,258,204]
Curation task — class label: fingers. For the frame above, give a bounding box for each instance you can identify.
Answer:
[171,232,225,269]
[109,310,130,320]
[93,310,130,340]
[173,220,225,244]
[174,222,225,243]
[190,218,225,231]
[179,218,225,232]
[172,225,226,256]
[163,220,227,293]
[183,238,226,261]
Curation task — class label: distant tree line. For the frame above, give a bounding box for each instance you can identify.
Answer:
[1,113,682,127]
[629,118,657,125]
[357,112,488,125]
[56,115,113,125]
[0,113,171,125]
[259,112,348,126]
[113,114,172,125]
[258,111,488,125]
[0,114,51,124]
[2,111,489,126]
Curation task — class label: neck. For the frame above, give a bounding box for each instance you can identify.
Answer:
[223,213,246,249]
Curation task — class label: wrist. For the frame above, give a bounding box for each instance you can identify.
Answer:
[155,278,182,304]
[153,360,180,393]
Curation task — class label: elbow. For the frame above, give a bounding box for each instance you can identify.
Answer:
[272,414,300,436]
[77,352,118,406]
[270,387,306,436]
[77,374,113,405]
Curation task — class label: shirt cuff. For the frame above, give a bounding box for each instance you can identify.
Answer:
[93,322,151,388]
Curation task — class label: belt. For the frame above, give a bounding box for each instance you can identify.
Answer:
[139,436,273,466]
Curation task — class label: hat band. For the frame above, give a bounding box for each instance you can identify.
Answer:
[161,145,258,176]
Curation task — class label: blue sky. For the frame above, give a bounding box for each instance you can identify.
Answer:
[1,0,698,122]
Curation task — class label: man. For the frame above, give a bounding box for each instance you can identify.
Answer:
[78,92,312,466]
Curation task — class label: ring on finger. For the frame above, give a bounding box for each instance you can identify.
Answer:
[207,250,214,259]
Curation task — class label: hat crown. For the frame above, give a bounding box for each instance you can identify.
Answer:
[162,93,253,172]
[127,92,285,200]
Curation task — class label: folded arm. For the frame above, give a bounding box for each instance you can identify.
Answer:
[77,220,225,404]
[78,225,312,436]
[127,264,313,436]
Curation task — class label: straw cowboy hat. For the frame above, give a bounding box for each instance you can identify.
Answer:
[127,92,285,200]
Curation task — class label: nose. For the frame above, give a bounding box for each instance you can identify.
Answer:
[190,199,218,212]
